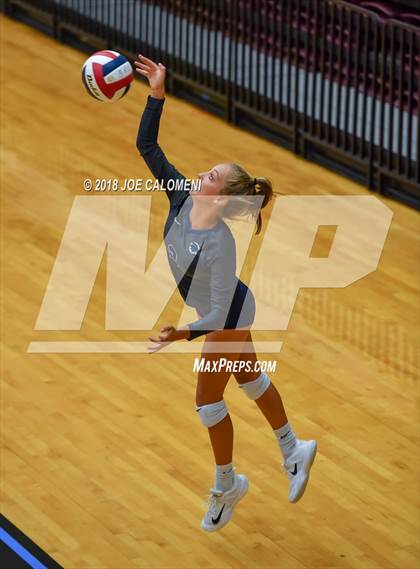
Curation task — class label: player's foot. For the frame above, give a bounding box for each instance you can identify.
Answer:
[284,439,317,503]
[201,471,249,532]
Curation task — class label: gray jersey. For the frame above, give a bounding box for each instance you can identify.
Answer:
[163,194,241,337]
[137,95,255,339]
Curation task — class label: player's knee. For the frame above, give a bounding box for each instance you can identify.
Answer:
[195,400,228,428]
[238,371,270,400]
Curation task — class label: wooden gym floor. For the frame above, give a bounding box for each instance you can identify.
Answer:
[1,14,419,569]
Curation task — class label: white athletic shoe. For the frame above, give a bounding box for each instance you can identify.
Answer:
[201,471,249,532]
[284,439,317,503]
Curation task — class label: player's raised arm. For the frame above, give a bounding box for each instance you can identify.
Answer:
[135,54,186,200]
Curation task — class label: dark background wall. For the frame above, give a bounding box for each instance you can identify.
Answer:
[2,0,419,208]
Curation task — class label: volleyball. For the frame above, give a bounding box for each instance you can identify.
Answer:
[81,50,133,102]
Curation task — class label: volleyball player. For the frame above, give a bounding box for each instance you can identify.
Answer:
[135,54,317,532]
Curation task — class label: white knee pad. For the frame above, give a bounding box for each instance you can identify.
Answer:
[239,371,270,400]
[196,400,228,428]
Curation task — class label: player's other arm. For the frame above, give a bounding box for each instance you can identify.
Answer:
[187,235,238,340]
[135,55,186,197]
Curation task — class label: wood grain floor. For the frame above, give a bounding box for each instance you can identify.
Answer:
[1,14,419,569]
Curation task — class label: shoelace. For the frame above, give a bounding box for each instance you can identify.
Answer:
[201,467,235,510]
[202,489,223,514]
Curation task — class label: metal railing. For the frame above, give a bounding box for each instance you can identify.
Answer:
[3,0,419,207]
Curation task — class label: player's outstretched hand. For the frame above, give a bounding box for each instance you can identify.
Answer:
[134,54,166,98]
[148,324,191,353]
[148,325,178,353]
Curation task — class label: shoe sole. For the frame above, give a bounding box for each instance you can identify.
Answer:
[289,440,317,503]
[201,476,249,532]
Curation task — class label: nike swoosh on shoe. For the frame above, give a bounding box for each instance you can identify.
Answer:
[211,504,225,524]
[289,463,298,476]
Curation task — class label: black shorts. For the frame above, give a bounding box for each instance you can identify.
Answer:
[225,280,255,329]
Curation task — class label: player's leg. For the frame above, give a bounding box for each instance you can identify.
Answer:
[232,331,317,503]
[231,332,288,428]
[196,328,250,532]
[195,342,233,470]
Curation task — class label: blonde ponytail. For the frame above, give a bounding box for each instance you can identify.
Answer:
[221,164,273,234]
[253,177,273,234]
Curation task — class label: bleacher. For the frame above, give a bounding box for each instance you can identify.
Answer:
[3,0,419,207]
